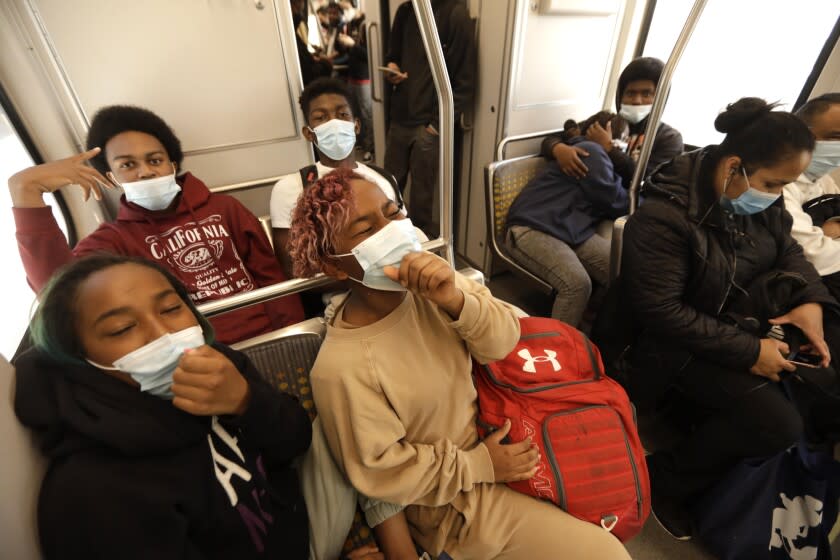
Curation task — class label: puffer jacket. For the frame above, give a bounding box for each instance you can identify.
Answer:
[619,148,836,406]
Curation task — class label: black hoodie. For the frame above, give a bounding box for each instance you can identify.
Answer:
[14,344,312,560]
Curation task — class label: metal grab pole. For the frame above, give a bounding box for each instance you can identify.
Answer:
[411,0,455,266]
[628,0,708,215]
[196,239,447,318]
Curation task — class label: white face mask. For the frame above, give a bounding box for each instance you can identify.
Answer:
[805,140,840,181]
[330,218,421,291]
[87,325,205,399]
[118,170,182,211]
[310,119,357,161]
[619,104,653,125]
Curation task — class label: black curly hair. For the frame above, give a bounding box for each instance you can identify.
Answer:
[298,77,360,126]
[85,105,183,175]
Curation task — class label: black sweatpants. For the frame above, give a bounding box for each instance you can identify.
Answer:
[651,360,805,504]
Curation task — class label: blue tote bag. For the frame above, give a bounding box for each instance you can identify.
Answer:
[693,441,840,559]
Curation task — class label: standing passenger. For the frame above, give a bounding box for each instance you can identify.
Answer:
[9,105,303,344]
[783,93,840,302]
[383,0,476,238]
[542,57,683,184]
[616,98,840,539]
[288,168,631,559]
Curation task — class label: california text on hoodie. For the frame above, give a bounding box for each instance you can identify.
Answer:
[13,173,304,344]
[14,343,312,560]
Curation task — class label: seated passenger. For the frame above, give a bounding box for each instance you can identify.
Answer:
[13,254,412,560]
[615,98,840,539]
[783,93,840,301]
[542,57,684,184]
[288,168,631,559]
[270,77,404,278]
[9,105,303,345]
[505,111,629,327]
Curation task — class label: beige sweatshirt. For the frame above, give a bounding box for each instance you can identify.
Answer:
[311,274,520,513]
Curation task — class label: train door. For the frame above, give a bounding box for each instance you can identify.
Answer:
[458,0,648,272]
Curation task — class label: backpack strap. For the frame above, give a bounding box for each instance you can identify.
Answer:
[299,164,319,188]
[366,163,405,209]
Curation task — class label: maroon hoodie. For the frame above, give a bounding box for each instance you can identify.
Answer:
[14,173,304,344]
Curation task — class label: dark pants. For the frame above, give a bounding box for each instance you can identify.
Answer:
[822,270,840,305]
[650,360,805,504]
[384,123,439,238]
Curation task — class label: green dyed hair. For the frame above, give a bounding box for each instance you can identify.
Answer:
[30,254,215,365]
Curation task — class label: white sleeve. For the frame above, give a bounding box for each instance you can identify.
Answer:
[269,174,304,229]
[784,180,840,276]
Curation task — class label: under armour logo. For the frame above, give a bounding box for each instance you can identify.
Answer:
[518,348,561,373]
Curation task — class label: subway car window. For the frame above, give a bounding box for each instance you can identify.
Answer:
[0,107,68,359]
[642,0,838,145]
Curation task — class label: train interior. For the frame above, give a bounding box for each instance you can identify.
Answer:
[2,0,840,558]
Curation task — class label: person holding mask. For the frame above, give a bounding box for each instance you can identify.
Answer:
[615,98,840,540]
[14,254,418,560]
[542,57,684,184]
[783,93,840,302]
[288,168,631,559]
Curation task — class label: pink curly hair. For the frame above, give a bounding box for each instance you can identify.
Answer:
[289,168,361,277]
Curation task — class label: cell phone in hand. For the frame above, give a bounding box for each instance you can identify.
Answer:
[788,350,822,368]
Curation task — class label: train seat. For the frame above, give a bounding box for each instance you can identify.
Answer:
[485,154,553,294]
[0,355,45,560]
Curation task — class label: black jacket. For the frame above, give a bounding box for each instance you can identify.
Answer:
[618,148,835,405]
[386,0,475,129]
[540,119,683,187]
[14,344,312,560]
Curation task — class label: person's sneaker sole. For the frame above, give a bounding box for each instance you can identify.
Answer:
[651,508,693,541]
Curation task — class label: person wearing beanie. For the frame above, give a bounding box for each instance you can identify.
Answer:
[541,57,683,185]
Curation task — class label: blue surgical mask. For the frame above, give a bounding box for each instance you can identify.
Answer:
[804,141,840,181]
[117,168,182,212]
[310,119,357,161]
[330,218,421,291]
[619,104,652,125]
[87,325,206,399]
[720,168,781,216]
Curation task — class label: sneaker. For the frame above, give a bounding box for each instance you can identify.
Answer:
[648,453,694,540]
[651,492,693,541]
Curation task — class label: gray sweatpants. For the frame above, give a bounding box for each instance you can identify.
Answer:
[505,224,611,327]
[301,418,404,560]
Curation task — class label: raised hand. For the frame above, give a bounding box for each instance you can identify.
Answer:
[383,251,464,318]
[9,147,116,208]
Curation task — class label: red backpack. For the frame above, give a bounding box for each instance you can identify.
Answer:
[473,317,650,542]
